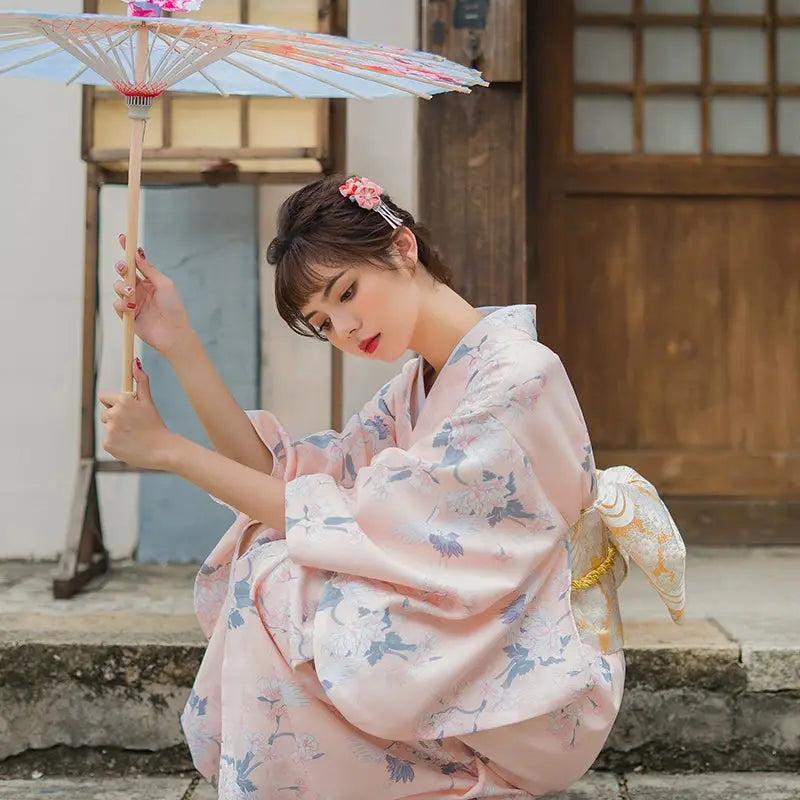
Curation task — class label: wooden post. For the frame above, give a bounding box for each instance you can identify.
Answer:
[418,0,525,309]
[56,0,351,597]
[327,0,348,431]
[421,0,522,83]
[52,164,109,599]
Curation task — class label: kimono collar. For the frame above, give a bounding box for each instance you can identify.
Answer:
[442,304,538,370]
[414,304,538,412]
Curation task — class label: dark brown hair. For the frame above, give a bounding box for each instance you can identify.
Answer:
[267,175,453,337]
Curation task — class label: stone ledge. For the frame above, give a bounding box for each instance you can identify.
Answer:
[2,615,799,773]
[624,772,800,800]
[622,619,746,691]
[1,773,800,800]
[0,777,194,799]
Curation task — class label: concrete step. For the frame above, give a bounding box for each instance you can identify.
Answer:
[1,550,798,776]
[1,773,800,800]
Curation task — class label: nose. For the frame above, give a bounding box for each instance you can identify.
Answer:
[331,309,360,340]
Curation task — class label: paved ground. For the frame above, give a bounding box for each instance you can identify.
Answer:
[2,546,798,649]
[1,772,800,799]
[1,548,798,794]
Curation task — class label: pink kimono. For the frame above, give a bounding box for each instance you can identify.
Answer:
[182,305,685,799]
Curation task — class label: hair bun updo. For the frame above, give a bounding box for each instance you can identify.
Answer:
[266,235,290,266]
[268,174,452,338]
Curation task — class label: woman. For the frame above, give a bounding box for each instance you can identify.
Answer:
[100,175,685,799]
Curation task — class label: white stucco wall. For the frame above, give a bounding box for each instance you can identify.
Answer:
[0,0,418,560]
[257,0,419,436]
[1,0,88,559]
[343,0,419,420]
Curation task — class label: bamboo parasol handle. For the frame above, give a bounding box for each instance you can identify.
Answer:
[121,25,150,393]
[122,118,145,394]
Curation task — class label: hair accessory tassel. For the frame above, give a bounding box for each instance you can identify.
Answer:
[339,176,403,229]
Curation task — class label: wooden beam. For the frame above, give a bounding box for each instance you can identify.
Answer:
[53,166,109,599]
[421,0,522,83]
[99,170,322,186]
[596,450,800,497]
[325,0,347,431]
[89,146,323,162]
[561,160,800,196]
[80,164,101,461]
[667,497,800,545]
[52,460,108,599]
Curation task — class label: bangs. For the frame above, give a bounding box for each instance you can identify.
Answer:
[273,240,340,338]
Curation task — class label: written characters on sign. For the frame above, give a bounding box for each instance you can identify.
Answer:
[454,0,489,30]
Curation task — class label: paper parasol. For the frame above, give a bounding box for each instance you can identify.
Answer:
[0,0,487,391]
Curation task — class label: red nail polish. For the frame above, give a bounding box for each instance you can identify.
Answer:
[135,357,142,370]
[126,302,136,309]
[137,247,145,257]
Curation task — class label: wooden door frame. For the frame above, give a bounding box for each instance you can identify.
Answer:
[55,1,349,598]
[523,2,800,545]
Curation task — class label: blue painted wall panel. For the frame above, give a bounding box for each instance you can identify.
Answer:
[138,185,259,563]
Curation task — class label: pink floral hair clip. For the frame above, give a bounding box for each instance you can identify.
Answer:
[339,176,403,229]
[124,0,203,16]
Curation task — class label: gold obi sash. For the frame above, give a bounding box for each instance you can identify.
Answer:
[569,467,687,653]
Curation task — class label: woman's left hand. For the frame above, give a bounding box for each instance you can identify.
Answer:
[99,359,176,470]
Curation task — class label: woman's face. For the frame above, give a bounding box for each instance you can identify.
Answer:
[300,257,421,362]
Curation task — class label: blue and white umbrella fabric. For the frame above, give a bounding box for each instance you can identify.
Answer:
[0,1,487,390]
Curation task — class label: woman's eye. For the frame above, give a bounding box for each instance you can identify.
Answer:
[318,318,331,335]
[341,283,356,302]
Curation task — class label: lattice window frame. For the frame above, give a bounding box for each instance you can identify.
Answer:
[572,0,800,157]
[81,0,346,183]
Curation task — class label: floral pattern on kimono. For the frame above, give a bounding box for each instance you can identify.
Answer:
[184,305,630,799]
[279,311,599,741]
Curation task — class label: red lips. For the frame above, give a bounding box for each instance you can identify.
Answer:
[359,334,381,354]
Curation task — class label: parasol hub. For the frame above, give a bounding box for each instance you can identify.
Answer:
[124,92,156,119]
[116,82,167,97]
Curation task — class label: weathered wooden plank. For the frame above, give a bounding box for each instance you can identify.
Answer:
[595,450,800,497]
[418,87,525,306]
[421,0,523,83]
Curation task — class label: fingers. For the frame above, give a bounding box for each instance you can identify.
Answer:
[118,233,162,283]
[113,278,136,301]
[98,391,117,409]
[133,357,151,401]
[114,261,143,284]
[112,293,137,316]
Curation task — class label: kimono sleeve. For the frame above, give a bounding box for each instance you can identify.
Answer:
[285,346,595,741]
[249,374,400,489]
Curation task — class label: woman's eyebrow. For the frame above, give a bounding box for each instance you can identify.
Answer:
[302,270,347,323]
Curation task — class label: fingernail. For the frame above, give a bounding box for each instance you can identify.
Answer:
[135,357,142,370]
[137,247,145,258]
[124,286,134,296]
[115,262,125,274]
[126,302,136,310]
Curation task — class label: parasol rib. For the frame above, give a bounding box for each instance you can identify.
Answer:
[40,26,121,85]
[0,42,64,76]
[67,29,132,85]
[227,48,373,100]
[148,23,191,83]
[154,36,240,90]
[0,34,49,55]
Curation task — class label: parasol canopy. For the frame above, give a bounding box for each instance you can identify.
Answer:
[0,2,488,392]
[0,9,486,100]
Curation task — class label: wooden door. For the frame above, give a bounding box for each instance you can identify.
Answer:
[529,0,800,543]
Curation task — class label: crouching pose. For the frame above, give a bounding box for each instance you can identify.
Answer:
[100,175,686,799]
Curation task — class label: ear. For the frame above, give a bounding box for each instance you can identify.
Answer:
[392,226,419,269]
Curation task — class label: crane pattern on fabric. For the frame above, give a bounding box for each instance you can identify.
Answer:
[183,306,681,799]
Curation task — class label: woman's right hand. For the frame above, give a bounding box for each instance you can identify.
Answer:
[113,233,195,360]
